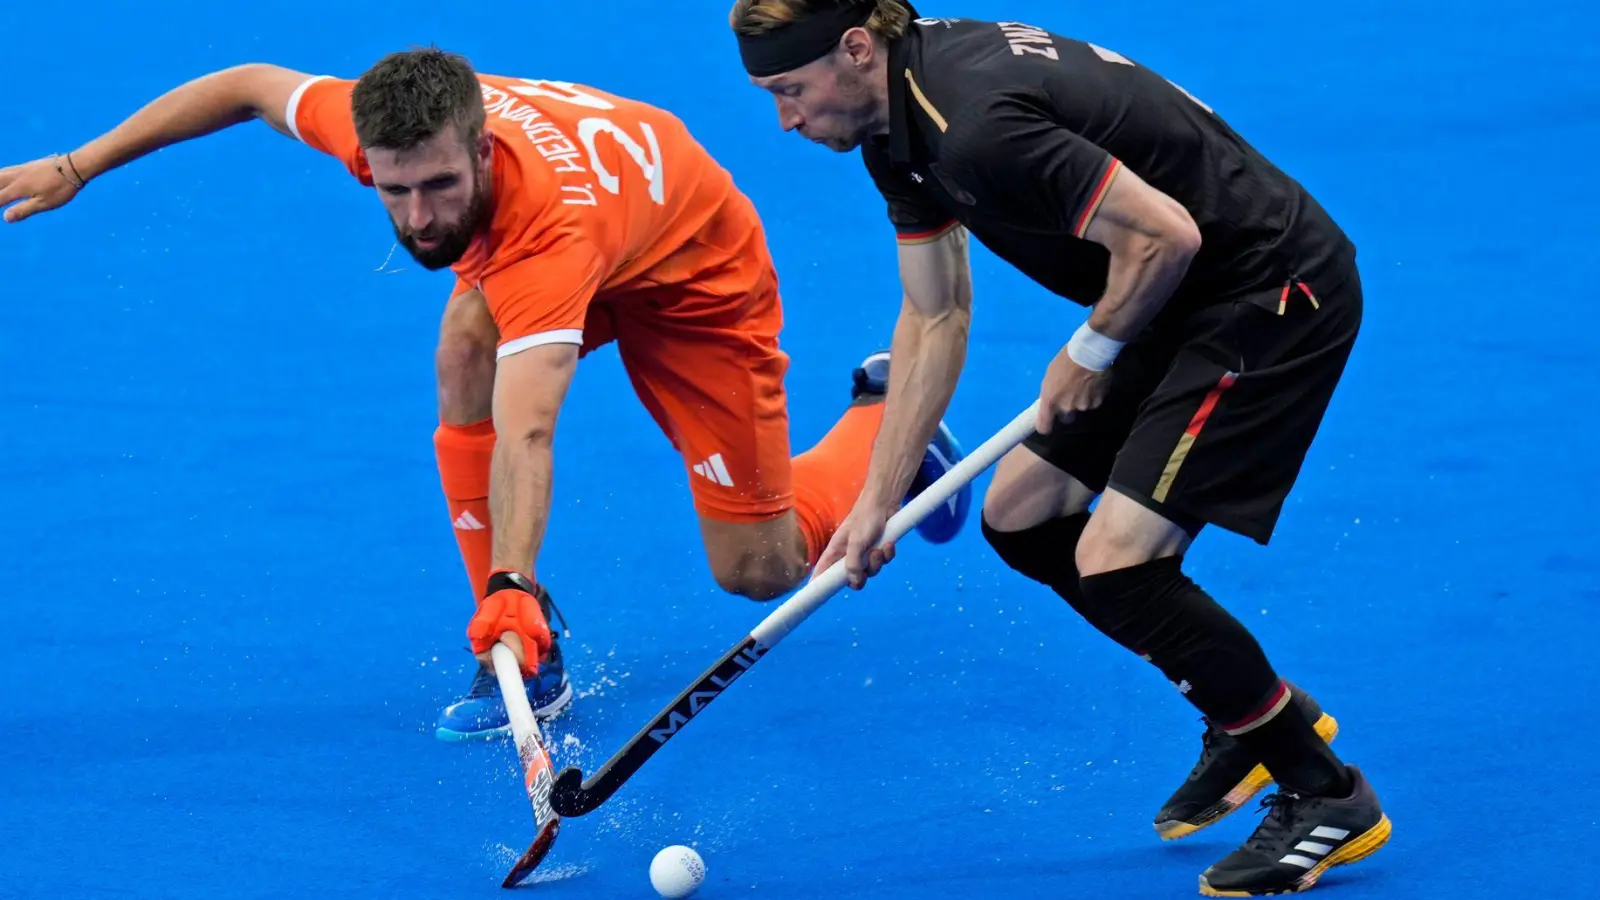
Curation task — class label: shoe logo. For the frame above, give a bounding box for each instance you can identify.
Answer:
[692,453,735,487]
[1174,679,1192,694]
[454,511,486,530]
[1279,827,1350,869]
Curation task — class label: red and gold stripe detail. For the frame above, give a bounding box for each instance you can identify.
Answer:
[1221,680,1292,736]
[896,219,961,245]
[1276,280,1321,315]
[1151,371,1237,504]
[1072,158,1123,238]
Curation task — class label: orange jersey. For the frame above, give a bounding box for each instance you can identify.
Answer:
[286,72,747,354]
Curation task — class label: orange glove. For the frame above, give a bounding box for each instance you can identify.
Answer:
[468,570,553,676]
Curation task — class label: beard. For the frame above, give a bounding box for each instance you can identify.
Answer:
[394,171,490,270]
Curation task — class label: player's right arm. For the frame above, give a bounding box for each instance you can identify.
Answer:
[860,228,974,518]
[815,147,974,588]
[0,64,314,223]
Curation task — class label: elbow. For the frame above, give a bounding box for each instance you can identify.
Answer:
[1163,201,1203,263]
[223,63,295,120]
[1168,216,1202,263]
[1124,214,1200,273]
[517,422,557,448]
[494,413,558,451]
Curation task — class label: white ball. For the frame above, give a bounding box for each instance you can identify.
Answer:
[649,844,706,899]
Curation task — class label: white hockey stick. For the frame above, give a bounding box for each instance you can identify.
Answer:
[491,641,561,888]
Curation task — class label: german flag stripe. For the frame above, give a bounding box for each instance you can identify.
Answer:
[1072,158,1123,238]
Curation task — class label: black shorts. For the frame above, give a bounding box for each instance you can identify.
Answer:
[1023,261,1364,545]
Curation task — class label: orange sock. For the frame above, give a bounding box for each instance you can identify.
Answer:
[790,401,887,565]
[435,418,496,603]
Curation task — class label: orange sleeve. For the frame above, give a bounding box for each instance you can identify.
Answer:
[285,75,371,184]
[477,228,606,358]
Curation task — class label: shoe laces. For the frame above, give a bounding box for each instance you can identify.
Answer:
[1243,790,1308,853]
[1187,717,1227,778]
[466,663,501,700]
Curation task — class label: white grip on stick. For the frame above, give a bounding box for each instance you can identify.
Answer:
[491,642,541,747]
[749,400,1041,649]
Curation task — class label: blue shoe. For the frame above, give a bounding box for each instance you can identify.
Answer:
[851,350,972,544]
[435,587,574,742]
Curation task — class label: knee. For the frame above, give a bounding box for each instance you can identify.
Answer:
[1075,508,1190,578]
[1075,526,1141,580]
[712,551,805,602]
[981,448,1095,532]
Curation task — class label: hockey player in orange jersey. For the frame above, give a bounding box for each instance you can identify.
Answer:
[0,48,972,739]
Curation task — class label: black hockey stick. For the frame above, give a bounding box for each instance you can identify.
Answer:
[549,402,1041,817]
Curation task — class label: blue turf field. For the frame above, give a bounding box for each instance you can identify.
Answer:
[3,1,1598,897]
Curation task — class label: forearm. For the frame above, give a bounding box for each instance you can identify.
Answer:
[71,66,272,181]
[488,434,556,580]
[861,299,970,510]
[1084,236,1197,342]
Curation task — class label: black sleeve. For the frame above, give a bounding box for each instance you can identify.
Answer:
[940,91,1122,239]
[860,140,960,244]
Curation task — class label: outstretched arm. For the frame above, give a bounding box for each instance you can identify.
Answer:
[1,63,313,222]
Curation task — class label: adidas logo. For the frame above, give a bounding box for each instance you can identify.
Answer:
[691,453,734,487]
[1279,825,1350,870]
[454,511,486,530]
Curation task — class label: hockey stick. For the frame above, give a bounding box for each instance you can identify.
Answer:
[549,401,1042,818]
[490,641,562,888]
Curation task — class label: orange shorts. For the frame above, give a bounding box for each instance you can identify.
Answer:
[580,196,794,523]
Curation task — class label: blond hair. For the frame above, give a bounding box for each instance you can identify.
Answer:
[729,0,913,41]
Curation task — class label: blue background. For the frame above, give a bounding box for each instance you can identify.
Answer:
[2,1,1596,897]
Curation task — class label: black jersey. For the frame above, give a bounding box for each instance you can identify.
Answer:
[861,16,1356,308]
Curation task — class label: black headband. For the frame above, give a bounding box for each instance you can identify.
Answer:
[737,1,877,78]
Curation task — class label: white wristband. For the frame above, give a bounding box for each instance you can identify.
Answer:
[1066,322,1125,371]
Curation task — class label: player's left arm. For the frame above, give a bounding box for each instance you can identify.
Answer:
[948,95,1200,344]
[463,338,579,675]
[488,339,579,584]
[480,243,600,586]
[465,235,602,671]
[1076,165,1201,343]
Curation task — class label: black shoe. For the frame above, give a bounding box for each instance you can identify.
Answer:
[1198,765,1391,896]
[1155,685,1339,840]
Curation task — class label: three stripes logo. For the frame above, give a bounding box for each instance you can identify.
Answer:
[454,511,486,530]
[1279,825,1350,870]
[691,453,735,487]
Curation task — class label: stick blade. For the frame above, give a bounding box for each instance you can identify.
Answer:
[502,817,561,888]
[550,765,599,817]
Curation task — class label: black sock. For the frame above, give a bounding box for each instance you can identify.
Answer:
[1077,557,1351,797]
[1231,690,1353,798]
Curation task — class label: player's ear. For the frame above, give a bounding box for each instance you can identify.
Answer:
[476,129,493,166]
[841,26,875,67]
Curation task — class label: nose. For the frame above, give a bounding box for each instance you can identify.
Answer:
[774,96,803,133]
[406,193,432,233]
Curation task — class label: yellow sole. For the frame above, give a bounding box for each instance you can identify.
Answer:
[1197,814,1393,896]
[1157,713,1340,841]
